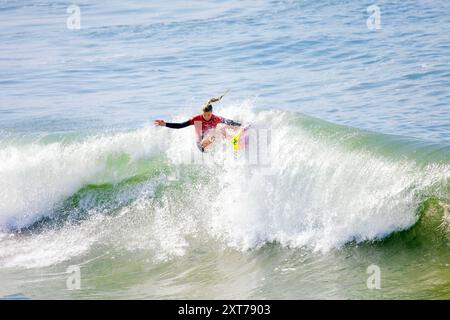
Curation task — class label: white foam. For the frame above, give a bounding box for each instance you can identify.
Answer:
[0,105,448,270]
[0,126,167,229]
[0,214,105,268]
[203,106,447,252]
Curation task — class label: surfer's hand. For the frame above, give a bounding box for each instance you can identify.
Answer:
[154,120,166,126]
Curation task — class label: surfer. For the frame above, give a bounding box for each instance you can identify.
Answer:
[154,92,241,152]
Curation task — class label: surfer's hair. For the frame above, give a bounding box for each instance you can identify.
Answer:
[202,104,213,112]
[201,92,227,112]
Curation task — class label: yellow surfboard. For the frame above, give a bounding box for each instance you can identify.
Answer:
[230,125,249,151]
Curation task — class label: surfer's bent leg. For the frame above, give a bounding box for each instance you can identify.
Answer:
[200,124,234,151]
[201,124,227,150]
[201,130,216,150]
[196,141,205,152]
[215,123,228,139]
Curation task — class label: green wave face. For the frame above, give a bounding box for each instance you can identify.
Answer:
[0,108,448,299]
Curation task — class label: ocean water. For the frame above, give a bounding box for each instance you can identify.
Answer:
[0,0,449,299]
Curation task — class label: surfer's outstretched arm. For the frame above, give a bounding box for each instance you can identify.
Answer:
[165,120,191,129]
[154,120,191,128]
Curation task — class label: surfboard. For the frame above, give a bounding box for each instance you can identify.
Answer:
[230,124,250,151]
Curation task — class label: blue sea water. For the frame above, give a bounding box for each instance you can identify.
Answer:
[0,1,449,300]
[1,0,449,142]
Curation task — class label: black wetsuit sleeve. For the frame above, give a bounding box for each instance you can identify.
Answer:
[165,120,191,129]
[222,118,241,126]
